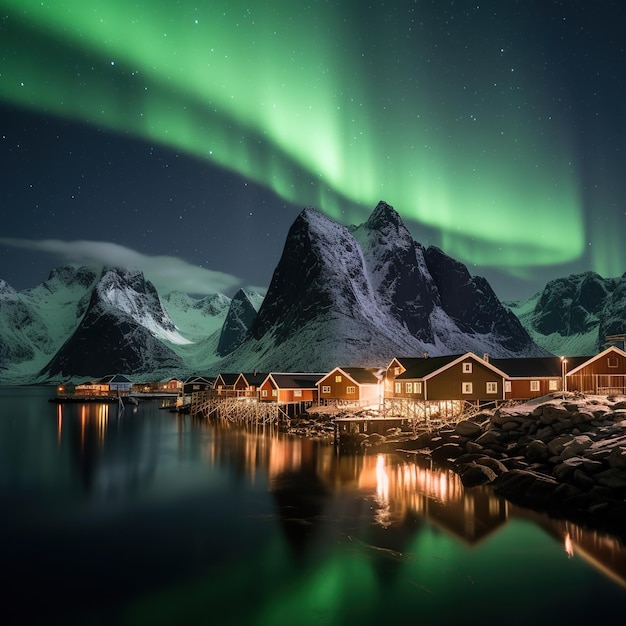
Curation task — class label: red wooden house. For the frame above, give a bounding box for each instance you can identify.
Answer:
[389,353,508,404]
[566,346,626,395]
[490,356,587,400]
[317,367,384,407]
[259,373,325,403]
[213,373,239,395]
[233,372,269,397]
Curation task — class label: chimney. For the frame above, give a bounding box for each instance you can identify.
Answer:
[423,352,429,359]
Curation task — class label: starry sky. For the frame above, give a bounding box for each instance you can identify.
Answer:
[1,1,624,301]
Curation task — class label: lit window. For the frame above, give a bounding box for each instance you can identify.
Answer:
[462,382,473,394]
[346,386,356,394]
[530,380,540,392]
[394,367,400,376]
[548,379,558,391]
[272,389,278,397]
[261,389,268,397]
[322,385,331,394]
[294,389,302,397]
[335,375,342,382]
[414,382,422,393]
[394,382,401,394]
[505,381,512,392]
[405,382,413,393]
[486,382,497,394]
[463,362,472,373]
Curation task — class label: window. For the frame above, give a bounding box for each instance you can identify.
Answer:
[346,386,356,394]
[530,380,540,392]
[405,382,413,393]
[335,375,342,382]
[394,382,401,394]
[294,389,302,397]
[486,382,498,394]
[394,367,400,376]
[322,385,331,394]
[413,382,422,394]
[272,389,278,397]
[608,358,619,368]
[548,379,558,391]
[261,389,268,397]
[505,381,512,392]
[462,362,472,373]
[462,382,473,394]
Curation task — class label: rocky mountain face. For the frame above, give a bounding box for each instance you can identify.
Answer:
[507,271,626,355]
[39,267,187,380]
[217,289,263,356]
[221,202,546,373]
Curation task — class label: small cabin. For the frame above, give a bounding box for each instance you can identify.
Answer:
[213,373,239,395]
[233,372,269,397]
[183,375,215,394]
[259,373,325,403]
[566,346,626,395]
[317,367,383,407]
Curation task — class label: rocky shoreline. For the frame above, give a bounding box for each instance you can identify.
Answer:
[303,393,626,540]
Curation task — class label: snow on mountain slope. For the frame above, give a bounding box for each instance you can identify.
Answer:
[506,271,626,356]
[222,203,545,373]
[95,267,192,346]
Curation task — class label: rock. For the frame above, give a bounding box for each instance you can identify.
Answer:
[526,439,550,461]
[560,435,594,460]
[430,443,465,463]
[457,463,497,487]
[607,446,626,469]
[454,420,483,437]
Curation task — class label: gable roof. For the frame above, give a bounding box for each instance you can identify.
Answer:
[265,372,326,389]
[237,372,270,387]
[567,345,626,376]
[98,374,132,384]
[321,367,383,386]
[397,352,509,381]
[492,356,591,378]
[214,373,240,386]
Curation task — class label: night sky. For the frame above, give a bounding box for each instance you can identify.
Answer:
[1,1,624,301]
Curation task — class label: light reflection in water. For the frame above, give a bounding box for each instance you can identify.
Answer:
[50,407,626,589]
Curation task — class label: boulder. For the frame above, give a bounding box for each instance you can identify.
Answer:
[454,420,483,438]
[457,463,497,487]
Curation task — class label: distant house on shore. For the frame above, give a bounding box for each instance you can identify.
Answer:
[213,373,239,395]
[234,372,269,397]
[183,375,215,394]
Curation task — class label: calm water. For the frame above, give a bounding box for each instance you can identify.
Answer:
[1,386,626,625]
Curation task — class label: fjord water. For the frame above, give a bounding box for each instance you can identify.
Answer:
[2,387,625,625]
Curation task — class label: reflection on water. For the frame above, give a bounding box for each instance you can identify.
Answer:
[2,389,626,624]
[50,403,626,588]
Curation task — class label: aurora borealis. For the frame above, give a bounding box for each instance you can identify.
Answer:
[1,1,624,299]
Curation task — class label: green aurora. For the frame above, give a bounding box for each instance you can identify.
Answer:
[1,1,592,279]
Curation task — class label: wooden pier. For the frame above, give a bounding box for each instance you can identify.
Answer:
[190,392,293,425]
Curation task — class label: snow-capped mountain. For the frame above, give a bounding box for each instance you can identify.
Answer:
[1,201,557,383]
[38,267,188,380]
[506,271,626,355]
[219,202,547,372]
[0,266,99,381]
